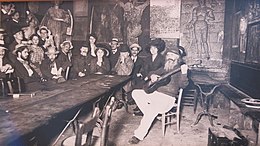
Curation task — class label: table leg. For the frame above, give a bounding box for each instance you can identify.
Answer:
[194,110,218,126]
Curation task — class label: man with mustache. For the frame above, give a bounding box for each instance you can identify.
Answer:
[129,46,189,144]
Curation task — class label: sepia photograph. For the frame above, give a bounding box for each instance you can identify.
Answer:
[0,0,260,146]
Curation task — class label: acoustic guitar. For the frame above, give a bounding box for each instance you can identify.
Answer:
[143,61,201,94]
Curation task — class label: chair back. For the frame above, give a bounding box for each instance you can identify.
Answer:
[161,88,184,136]
[176,88,184,114]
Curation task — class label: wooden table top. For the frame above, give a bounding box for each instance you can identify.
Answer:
[0,75,130,145]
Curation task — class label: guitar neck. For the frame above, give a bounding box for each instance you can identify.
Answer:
[159,68,181,80]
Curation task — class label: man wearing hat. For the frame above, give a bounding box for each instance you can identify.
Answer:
[128,46,189,144]
[108,38,120,72]
[0,45,14,78]
[127,43,145,106]
[13,44,45,92]
[129,43,144,88]
[112,44,134,109]
[40,46,66,83]
[56,40,73,79]
[113,44,133,76]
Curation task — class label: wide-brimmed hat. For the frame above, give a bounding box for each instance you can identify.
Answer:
[45,46,59,55]
[130,43,142,51]
[37,26,51,36]
[60,40,73,49]
[96,43,109,56]
[147,38,165,53]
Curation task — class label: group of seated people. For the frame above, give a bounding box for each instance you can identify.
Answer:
[1,2,190,145]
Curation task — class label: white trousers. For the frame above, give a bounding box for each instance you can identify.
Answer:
[132,89,176,140]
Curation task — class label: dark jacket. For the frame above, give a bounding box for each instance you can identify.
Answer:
[40,58,62,80]
[56,51,72,78]
[109,49,120,70]
[148,64,189,97]
[13,58,44,92]
[90,57,110,74]
[72,55,91,77]
[0,57,13,78]
[130,56,145,88]
[143,53,165,77]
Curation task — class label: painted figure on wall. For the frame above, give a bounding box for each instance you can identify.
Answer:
[40,0,73,50]
[187,0,215,60]
[116,0,149,45]
[95,8,112,43]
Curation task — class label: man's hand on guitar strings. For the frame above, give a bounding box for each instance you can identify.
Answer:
[150,74,160,83]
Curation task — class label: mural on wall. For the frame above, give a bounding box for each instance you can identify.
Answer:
[90,2,123,43]
[150,0,181,39]
[186,0,215,60]
[90,0,149,44]
[245,0,260,64]
[116,0,149,45]
[180,0,224,68]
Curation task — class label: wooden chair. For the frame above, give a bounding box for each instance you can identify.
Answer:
[160,88,184,136]
[61,107,100,146]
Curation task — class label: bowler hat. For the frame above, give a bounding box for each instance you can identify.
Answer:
[120,44,129,53]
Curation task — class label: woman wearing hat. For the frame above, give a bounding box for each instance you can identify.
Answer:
[90,44,110,75]
[37,26,55,50]
[143,38,165,80]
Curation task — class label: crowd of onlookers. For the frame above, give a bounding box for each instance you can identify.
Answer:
[1,2,191,144]
[0,2,170,94]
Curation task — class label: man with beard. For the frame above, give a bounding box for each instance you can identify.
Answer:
[128,46,189,144]
[13,44,45,92]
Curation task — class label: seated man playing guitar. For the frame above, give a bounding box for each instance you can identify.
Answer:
[128,46,189,144]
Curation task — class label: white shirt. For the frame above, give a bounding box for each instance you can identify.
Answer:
[51,62,59,75]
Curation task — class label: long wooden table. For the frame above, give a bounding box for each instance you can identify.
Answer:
[0,75,130,146]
